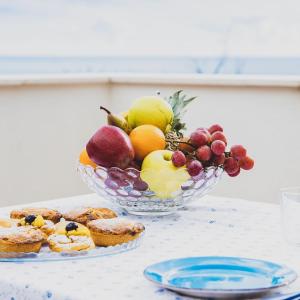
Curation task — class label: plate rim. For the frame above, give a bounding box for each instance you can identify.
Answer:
[0,232,144,262]
[143,255,298,294]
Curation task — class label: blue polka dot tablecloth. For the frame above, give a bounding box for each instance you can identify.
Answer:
[0,193,300,300]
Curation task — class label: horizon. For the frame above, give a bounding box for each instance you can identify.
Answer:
[1,56,300,75]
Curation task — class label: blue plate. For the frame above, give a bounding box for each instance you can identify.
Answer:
[144,256,297,299]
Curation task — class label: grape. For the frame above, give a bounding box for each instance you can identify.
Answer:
[212,153,226,166]
[126,168,140,179]
[197,128,212,143]
[108,168,125,180]
[172,150,186,167]
[230,145,247,160]
[133,179,149,191]
[190,130,208,147]
[228,167,241,177]
[239,156,254,170]
[104,178,119,190]
[208,124,223,134]
[114,178,130,187]
[107,168,130,186]
[224,157,239,175]
[187,160,203,176]
[196,145,212,161]
[211,131,227,145]
[197,127,209,134]
[211,140,226,155]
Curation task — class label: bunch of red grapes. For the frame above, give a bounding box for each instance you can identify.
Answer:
[171,124,254,177]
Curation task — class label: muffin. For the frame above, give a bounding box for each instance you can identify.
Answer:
[18,214,55,238]
[10,208,62,224]
[0,227,44,253]
[48,234,95,252]
[54,219,91,237]
[63,207,117,225]
[87,218,145,247]
[0,218,18,228]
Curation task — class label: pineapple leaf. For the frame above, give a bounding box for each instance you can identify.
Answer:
[165,90,197,135]
[183,96,197,105]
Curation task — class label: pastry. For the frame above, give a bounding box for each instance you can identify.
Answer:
[0,227,44,253]
[54,219,91,237]
[87,218,145,247]
[0,218,18,228]
[47,234,95,252]
[10,207,62,223]
[63,207,117,225]
[48,220,94,252]
[18,214,55,237]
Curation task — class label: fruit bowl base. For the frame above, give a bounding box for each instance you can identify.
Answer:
[123,208,177,216]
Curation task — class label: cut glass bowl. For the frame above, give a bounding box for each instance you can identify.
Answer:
[78,163,223,216]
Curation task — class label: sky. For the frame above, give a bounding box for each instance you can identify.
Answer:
[0,0,300,57]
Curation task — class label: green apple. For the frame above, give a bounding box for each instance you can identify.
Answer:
[128,96,173,132]
[141,150,190,198]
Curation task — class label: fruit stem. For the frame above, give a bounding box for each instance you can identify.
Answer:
[224,151,231,158]
[100,106,111,115]
[165,139,197,149]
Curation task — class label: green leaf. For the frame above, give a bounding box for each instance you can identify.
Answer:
[165,90,198,136]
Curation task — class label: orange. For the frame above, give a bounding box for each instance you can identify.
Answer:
[79,149,97,168]
[129,125,166,161]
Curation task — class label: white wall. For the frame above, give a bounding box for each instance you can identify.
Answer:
[0,81,108,206]
[0,74,300,206]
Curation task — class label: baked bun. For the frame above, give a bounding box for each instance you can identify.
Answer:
[18,215,55,241]
[47,234,95,252]
[0,227,44,253]
[87,218,144,247]
[55,219,90,237]
[11,208,62,223]
[63,207,117,225]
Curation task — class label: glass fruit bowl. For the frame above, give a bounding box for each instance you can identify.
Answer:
[78,163,223,216]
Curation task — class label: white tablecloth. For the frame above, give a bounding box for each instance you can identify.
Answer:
[0,193,299,300]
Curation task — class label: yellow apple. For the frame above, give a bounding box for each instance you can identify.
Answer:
[128,96,173,132]
[141,150,190,198]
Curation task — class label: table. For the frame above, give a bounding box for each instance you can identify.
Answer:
[0,193,299,300]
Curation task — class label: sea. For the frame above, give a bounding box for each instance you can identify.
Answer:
[1,57,300,75]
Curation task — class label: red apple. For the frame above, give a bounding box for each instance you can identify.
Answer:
[86,125,134,169]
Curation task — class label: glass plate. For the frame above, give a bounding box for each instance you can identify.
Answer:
[0,234,143,262]
[144,256,297,299]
